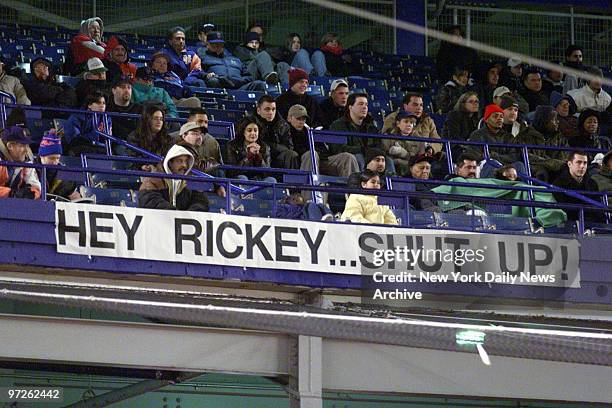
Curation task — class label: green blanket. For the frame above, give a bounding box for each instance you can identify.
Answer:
[431,177,567,227]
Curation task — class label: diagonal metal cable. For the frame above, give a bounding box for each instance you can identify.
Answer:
[301,0,612,87]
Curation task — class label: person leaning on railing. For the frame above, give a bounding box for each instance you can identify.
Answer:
[341,169,398,225]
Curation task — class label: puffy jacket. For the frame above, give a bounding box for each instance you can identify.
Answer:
[382,111,440,140]
[153,70,190,99]
[200,50,251,86]
[341,194,397,225]
[131,82,178,118]
[0,140,41,199]
[0,72,30,105]
[63,112,111,155]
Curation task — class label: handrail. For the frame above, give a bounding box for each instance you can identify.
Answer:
[3,159,609,235]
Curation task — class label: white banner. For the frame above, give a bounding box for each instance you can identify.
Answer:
[55,203,581,288]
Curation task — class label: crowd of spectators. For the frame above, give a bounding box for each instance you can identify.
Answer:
[0,19,610,227]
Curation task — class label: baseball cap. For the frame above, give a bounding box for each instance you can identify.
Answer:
[85,57,108,74]
[288,104,309,118]
[1,126,31,145]
[206,31,225,44]
[112,77,132,88]
[396,110,418,121]
[507,58,522,68]
[330,79,348,92]
[199,23,215,34]
[493,86,511,99]
[135,66,155,81]
[179,122,204,135]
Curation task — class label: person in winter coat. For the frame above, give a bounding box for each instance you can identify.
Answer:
[0,126,41,199]
[550,91,578,140]
[103,35,137,83]
[138,144,209,211]
[382,111,422,176]
[382,92,440,139]
[436,25,478,82]
[199,31,266,91]
[341,169,398,225]
[225,116,275,182]
[436,66,469,114]
[473,62,502,110]
[275,68,322,127]
[74,57,109,102]
[233,31,279,85]
[253,95,295,169]
[159,27,204,87]
[34,129,80,201]
[269,33,313,84]
[149,52,201,109]
[311,32,355,77]
[70,17,106,75]
[442,91,480,157]
[0,57,30,105]
[23,58,76,109]
[127,103,173,159]
[131,67,178,118]
[63,91,111,156]
[569,109,611,151]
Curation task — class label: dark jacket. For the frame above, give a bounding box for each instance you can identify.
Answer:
[319,97,345,129]
[106,100,143,138]
[467,125,519,164]
[275,90,322,127]
[518,87,549,112]
[34,157,77,200]
[436,42,478,82]
[24,60,77,108]
[225,138,272,179]
[552,167,604,223]
[199,50,251,87]
[138,145,209,211]
[499,67,522,92]
[75,79,109,103]
[442,110,479,141]
[254,114,292,150]
[288,125,311,157]
[329,114,380,155]
[569,131,612,151]
[436,80,466,114]
[592,166,612,192]
[63,113,111,156]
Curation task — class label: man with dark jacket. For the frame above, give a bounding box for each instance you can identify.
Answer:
[592,150,612,192]
[75,57,109,102]
[103,35,137,83]
[138,144,209,211]
[318,79,349,129]
[199,31,266,91]
[553,151,605,223]
[253,95,295,169]
[23,58,76,109]
[329,92,380,170]
[106,77,142,139]
[518,70,548,112]
[275,68,322,127]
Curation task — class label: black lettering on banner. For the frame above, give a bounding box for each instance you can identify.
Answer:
[498,242,524,274]
[275,227,299,262]
[116,214,143,251]
[57,209,86,246]
[528,243,553,273]
[206,220,214,256]
[358,232,383,268]
[300,228,326,264]
[89,212,114,249]
[217,222,243,258]
[246,224,273,260]
[416,236,443,272]
[175,218,203,255]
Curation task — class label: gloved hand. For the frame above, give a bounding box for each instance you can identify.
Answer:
[10,186,35,199]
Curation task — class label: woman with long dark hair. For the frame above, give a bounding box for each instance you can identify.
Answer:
[225,115,275,182]
[127,103,173,157]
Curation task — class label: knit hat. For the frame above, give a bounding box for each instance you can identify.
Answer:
[245,31,260,43]
[499,96,519,110]
[550,91,576,115]
[38,129,62,156]
[288,68,308,88]
[1,126,31,145]
[483,104,504,121]
[408,153,435,167]
[365,147,386,165]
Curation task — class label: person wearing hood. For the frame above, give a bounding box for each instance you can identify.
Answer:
[70,17,106,75]
[103,35,137,83]
[75,57,109,102]
[562,45,585,94]
[473,62,501,110]
[550,91,578,139]
[0,57,30,105]
[592,150,612,192]
[569,109,611,151]
[436,65,469,114]
[23,58,77,109]
[233,31,280,85]
[159,27,204,86]
[138,144,209,211]
[131,67,178,118]
[0,126,41,199]
[435,25,478,82]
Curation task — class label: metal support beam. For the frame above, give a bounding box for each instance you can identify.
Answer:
[1,0,79,29]
[288,336,322,408]
[63,371,202,408]
[105,0,268,33]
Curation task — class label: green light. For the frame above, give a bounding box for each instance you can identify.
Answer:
[456,330,486,346]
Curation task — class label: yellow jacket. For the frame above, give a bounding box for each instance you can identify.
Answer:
[341,194,398,225]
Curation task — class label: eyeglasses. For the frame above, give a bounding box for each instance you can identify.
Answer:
[466,99,480,104]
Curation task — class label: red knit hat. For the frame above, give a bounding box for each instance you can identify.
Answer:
[288,68,308,88]
[484,104,504,121]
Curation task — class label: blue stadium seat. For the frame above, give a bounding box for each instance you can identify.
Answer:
[57,76,80,88]
[305,85,324,97]
[89,173,141,190]
[222,100,256,112]
[207,108,246,123]
[228,89,265,102]
[79,186,137,207]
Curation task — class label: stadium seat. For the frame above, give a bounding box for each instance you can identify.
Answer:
[79,186,137,207]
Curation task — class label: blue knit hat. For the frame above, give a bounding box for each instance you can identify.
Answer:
[38,129,62,156]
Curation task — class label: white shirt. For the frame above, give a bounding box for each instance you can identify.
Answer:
[567,85,611,113]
